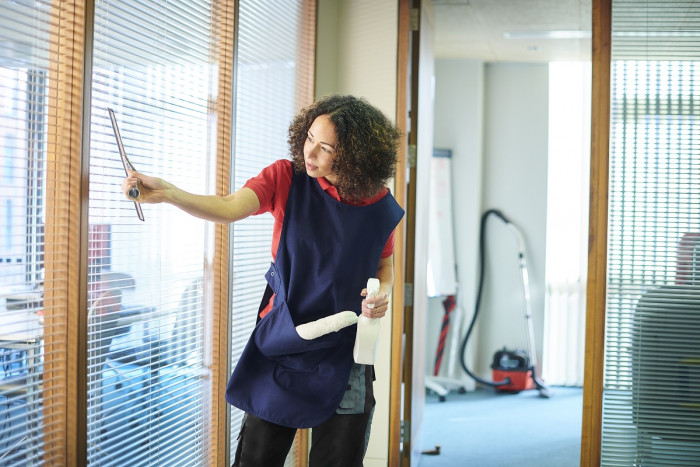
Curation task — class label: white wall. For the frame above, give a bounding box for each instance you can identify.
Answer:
[314,0,339,99]
[317,0,398,117]
[429,59,484,390]
[431,60,549,385]
[316,1,398,466]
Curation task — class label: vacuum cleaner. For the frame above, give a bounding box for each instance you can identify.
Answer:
[459,209,552,398]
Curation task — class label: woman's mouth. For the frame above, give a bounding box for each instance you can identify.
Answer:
[306,162,318,171]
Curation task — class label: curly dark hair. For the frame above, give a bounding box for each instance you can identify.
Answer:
[288,95,401,201]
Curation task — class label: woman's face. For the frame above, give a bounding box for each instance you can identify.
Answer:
[304,114,338,185]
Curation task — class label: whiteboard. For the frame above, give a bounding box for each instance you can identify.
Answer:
[426,148,457,297]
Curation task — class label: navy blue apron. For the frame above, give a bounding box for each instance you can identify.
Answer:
[225,164,404,428]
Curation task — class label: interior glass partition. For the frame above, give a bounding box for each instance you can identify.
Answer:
[1,2,58,464]
[229,1,315,463]
[0,0,315,464]
[86,0,216,464]
[602,1,700,464]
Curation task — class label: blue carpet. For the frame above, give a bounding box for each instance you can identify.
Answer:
[418,386,583,467]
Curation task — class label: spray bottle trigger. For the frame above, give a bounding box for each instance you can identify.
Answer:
[366,278,380,308]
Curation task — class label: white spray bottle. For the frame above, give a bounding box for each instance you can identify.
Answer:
[353,278,381,365]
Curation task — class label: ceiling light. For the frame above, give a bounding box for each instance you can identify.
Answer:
[614,30,700,38]
[504,31,592,40]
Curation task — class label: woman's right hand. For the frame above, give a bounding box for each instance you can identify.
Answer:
[121,169,172,204]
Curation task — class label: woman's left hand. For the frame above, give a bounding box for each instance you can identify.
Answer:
[361,288,389,319]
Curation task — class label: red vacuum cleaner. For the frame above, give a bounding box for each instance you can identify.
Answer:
[459,209,552,398]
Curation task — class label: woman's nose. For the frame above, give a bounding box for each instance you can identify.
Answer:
[307,144,318,158]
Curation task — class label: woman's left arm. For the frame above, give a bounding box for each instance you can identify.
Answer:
[361,255,394,318]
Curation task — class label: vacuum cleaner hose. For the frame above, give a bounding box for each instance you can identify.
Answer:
[459,209,512,387]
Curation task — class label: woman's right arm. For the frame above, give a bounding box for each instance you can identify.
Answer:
[121,169,260,224]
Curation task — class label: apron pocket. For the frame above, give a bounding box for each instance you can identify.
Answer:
[276,348,326,371]
[254,301,340,358]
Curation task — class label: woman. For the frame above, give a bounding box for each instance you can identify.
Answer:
[122,95,404,466]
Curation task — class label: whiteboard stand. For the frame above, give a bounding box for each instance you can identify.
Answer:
[425,302,470,401]
[425,149,470,401]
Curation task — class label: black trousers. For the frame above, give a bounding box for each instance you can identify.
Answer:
[232,409,374,467]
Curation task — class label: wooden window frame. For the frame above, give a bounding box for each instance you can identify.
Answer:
[44,1,88,463]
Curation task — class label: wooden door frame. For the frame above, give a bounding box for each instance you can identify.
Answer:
[389,0,410,465]
[389,0,419,465]
[581,0,611,465]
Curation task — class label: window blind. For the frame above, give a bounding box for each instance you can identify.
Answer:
[1,0,315,465]
[229,0,315,463]
[0,1,77,464]
[602,1,700,465]
[86,0,218,464]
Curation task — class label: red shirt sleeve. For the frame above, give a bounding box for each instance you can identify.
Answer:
[362,187,396,259]
[243,159,292,217]
[243,159,293,261]
[382,229,396,259]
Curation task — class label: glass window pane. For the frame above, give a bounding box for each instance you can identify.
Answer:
[602,1,700,464]
[1,1,52,464]
[229,0,315,462]
[86,1,215,464]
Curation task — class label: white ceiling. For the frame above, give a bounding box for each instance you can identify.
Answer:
[432,0,592,62]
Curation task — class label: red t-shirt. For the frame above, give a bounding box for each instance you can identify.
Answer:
[243,159,397,317]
